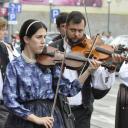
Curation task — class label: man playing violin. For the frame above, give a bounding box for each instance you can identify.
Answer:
[50,11,117,128]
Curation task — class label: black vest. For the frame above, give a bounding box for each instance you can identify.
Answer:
[0,42,9,80]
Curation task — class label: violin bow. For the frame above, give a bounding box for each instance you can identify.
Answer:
[50,36,68,117]
[51,11,72,116]
[79,0,94,75]
[79,34,100,75]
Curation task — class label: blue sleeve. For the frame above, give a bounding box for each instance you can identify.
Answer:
[2,63,32,118]
[53,66,81,97]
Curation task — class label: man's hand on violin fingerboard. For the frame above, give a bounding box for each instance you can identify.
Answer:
[112,53,124,63]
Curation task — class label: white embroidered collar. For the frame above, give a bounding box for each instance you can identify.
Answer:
[21,51,36,64]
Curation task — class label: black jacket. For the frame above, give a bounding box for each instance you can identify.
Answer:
[0,42,9,80]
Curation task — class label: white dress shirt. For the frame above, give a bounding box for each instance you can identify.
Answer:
[0,71,3,99]
[5,42,20,61]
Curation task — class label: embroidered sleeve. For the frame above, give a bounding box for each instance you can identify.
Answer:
[3,63,32,118]
[53,66,81,96]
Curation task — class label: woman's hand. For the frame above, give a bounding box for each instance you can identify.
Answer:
[27,114,54,128]
[54,50,64,61]
[35,116,54,128]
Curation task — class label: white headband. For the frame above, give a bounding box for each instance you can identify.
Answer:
[25,20,40,35]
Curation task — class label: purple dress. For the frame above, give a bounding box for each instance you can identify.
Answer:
[3,56,81,128]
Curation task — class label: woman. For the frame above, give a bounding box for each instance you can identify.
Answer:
[2,19,99,128]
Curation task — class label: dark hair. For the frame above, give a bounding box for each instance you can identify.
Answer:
[19,19,47,51]
[56,12,68,28]
[66,11,86,27]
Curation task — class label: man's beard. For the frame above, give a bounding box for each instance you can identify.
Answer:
[67,37,81,47]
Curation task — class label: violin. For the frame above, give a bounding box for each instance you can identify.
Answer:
[37,46,84,70]
[36,46,116,71]
[71,34,115,61]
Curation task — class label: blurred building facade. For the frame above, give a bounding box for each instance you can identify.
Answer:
[3,0,128,37]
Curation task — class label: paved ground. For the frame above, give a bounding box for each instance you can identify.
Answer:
[91,77,121,128]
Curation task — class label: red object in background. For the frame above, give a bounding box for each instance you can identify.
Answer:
[0,7,8,16]
[20,0,102,7]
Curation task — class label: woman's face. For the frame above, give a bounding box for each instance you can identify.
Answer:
[26,27,47,54]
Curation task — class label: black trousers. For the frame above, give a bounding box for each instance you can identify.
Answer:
[0,104,9,128]
[115,84,128,128]
[71,104,93,128]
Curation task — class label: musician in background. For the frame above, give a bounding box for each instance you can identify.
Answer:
[52,12,68,42]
